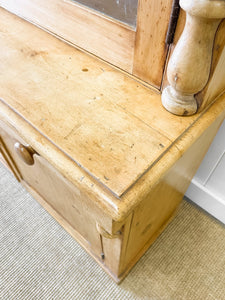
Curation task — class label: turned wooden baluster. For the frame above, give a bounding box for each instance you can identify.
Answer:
[162,0,225,116]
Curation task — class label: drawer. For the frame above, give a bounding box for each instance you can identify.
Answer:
[0,120,103,256]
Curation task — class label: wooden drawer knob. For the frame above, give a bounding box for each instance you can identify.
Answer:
[14,142,36,165]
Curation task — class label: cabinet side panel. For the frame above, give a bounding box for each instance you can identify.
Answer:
[121,111,225,271]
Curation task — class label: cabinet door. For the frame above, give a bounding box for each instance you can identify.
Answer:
[0,0,173,88]
[0,120,102,256]
[0,119,132,280]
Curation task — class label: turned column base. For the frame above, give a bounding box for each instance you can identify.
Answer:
[162,86,198,116]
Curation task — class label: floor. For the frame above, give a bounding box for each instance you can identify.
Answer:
[0,163,225,300]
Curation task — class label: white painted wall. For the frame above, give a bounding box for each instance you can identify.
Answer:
[185,120,225,224]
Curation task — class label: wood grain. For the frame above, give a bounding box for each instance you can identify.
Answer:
[0,0,175,88]
[0,9,172,197]
[121,108,225,270]
[163,6,225,114]
[0,0,135,72]
[21,181,122,283]
[0,102,120,235]
[162,0,225,115]
[1,9,223,196]
[133,0,173,88]
[1,8,225,283]
[0,121,106,255]
[1,8,225,219]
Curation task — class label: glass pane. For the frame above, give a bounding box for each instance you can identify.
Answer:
[73,0,138,27]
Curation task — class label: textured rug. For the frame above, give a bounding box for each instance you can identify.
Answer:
[0,163,225,300]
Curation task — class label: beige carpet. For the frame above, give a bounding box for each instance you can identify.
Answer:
[0,163,225,300]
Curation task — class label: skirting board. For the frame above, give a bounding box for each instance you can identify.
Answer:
[185,178,225,224]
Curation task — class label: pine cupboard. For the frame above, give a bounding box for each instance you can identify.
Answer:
[0,1,225,282]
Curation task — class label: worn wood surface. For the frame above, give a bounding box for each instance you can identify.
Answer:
[0,101,119,234]
[1,8,225,216]
[0,103,134,282]
[0,121,106,254]
[1,92,225,282]
[121,108,225,271]
[0,9,202,197]
[0,0,135,72]
[1,8,225,283]
[0,0,173,88]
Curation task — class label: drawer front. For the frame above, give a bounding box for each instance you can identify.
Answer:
[0,120,102,255]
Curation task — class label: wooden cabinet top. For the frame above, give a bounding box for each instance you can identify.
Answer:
[1,9,225,219]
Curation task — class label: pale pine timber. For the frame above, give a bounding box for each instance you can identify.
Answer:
[0,0,174,88]
[133,0,173,88]
[162,9,225,114]
[162,0,225,116]
[0,0,135,72]
[0,9,199,197]
[121,104,225,272]
[1,9,225,283]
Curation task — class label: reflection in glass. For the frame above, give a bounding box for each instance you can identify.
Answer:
[73,0,138,27]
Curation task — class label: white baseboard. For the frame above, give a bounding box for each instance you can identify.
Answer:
[185,178,225,224]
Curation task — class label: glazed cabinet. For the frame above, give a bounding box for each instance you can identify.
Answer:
[0,0,225,282]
